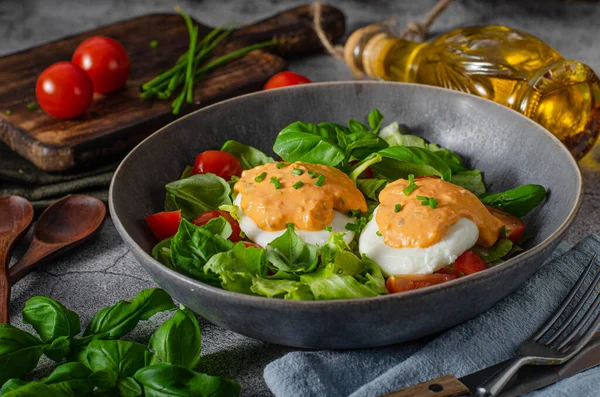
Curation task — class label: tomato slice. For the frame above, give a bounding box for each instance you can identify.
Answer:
[191,210,242,242]
[436,264,459,277]
[385,273,456,293]
[192,151,243,181]
[242,241,262,249]
[264,71,311,90]
[454,251,488,276]
[36,62,94,119]
[486,206,525,243]
[146,210,182,241]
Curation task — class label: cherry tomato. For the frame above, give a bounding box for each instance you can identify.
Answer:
[36,62,94,119]
[436,264,459,277]
[454,251,488,276]
[72,36,130,94]
[348,160,374,179]
[192,151,243,181]
[146,210,182,241]
[385,273,456,294]
[486,206,526,243]
[192,210,242,242]
[242,241,262,249]
[264,71,311,90]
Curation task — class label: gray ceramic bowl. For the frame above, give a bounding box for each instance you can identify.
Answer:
[109,82,581,349]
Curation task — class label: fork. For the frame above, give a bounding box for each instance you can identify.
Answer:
[475,255,600,397]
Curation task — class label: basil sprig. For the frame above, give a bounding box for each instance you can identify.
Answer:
[0,289,240,396]
[480,184,546,217]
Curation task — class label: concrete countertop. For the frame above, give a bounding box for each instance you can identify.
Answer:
[2,1,600,395]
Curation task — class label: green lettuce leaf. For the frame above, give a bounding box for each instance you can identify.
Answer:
[204,243,266,294]
[165,174,232,220]
[250,279,314,300]
[265,225,319,274]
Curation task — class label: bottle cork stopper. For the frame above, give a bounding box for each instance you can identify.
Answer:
[344,24,390,79]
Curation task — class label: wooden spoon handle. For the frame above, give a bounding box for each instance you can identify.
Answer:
[0,240,12,324]
[229,4,345,57]
[382,375,471,397]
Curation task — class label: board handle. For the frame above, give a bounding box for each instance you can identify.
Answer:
[229,4,345,57]
[382,375,472,397]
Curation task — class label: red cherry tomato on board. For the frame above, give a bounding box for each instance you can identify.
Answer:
[36,62,94,119]
[192,210,242,242]
[192,151,243,181]
[264,71,311,90]
[486,206,526,244]
[72,36,130,94]
[454,251,488,276]
[146,210,182,241]
[348,160,374,179]
[385,273,456,294]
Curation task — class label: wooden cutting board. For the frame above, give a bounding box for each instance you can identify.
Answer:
[0,4,344,172]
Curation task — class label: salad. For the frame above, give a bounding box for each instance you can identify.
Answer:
[146,110,546,300]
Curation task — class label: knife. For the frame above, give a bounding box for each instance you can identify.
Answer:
[384,333,600,397]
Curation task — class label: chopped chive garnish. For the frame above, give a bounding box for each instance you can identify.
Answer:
[308,170,319,179]
[325,226,333,232]
[292,181,304,189]
[150,40,159,48]
[347,209,361,218]
[345,222,358,232]
[26,102,37,111]
[276,161,285,169]
[315,174,325,186]
[394,204,401,213]
[416,195,428,201]
[291,168,303,176]
[421,201,429,206]
[402,174,417,195]
[428,198,438,209]
[254,172,267,182]
[270,176,281,189]
[4,110,12,116]
[376,231,382,237]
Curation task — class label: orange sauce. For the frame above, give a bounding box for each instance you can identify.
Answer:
[376,177,503,248]
[234,162,367,231]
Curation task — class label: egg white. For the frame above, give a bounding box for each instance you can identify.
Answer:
[359,207,479,276]
[233,194,355,247]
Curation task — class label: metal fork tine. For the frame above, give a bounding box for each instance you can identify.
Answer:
[556,289,600,351]
[533,255,597,341]
[545,257,600,345]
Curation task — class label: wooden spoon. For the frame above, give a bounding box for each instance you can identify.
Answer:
[9,195,106,285]
[0,196,34,323]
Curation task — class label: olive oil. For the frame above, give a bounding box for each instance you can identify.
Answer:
[345,24,600,159]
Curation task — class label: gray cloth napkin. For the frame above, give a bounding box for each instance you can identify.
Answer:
[264,235,600,397]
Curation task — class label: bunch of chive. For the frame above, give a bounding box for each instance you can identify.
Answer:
[140,7,276,115]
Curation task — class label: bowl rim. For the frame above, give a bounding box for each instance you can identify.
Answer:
[109,80,583,308]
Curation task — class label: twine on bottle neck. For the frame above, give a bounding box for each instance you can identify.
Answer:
[311,0,454,73]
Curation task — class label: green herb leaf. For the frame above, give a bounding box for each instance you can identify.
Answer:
[480,184,546,217]
[0,324,45,385]
[84,289,175,342]
[356,178,387,201]
[0,382,64,397]
[89,368,118,391]
[291,168,303,176]
[270,176,281,189]
[220,140,274,169]
[41,362,93,396]
[150,40,159,48]
[372,146,452,181]
[204,243,267,294]
[273,122,345,166]
[44,335,71,362]
[165,174,232,220]
[254,172,267,182]
[250,279,314,300]
[149,308,201,369]
[451,170,486,196]
[470,239,514,263]
[118,377,143,397]
[368,109,384,133]
[265,226,319,274]
[86,339,152,377]
[134,363,241,397]
[292,181,304,189]
[22,296,81,343]
[152,237,174,269]
[314,174,325,186]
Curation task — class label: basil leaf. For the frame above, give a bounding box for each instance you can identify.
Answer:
[152,237,173,269]
[0,324,45,384]
[164,174,231,220]
[40,362,92,396]
[0,382,64,397]
[84,289,175,341]
[1,379,28,393]
[89,369,118,391]
[200,216,232,240]
[345,132,388,160]
[470,239,514,263]
[265,226,319,274]
[348,119,370,134]
[134,363,241,397]
[451,170,486,196]
[368,109,384,133]
[180,166,193,179]
[480,184,546,217]
[43,335,71,362]
[170,219,234,283]
[250,278,314,300]
[220,140,274,170]
[149,308,201,369]
[204,243,266,294]
[118,377,143,397]
[273,122,345,166]
[372,146,452,181]
[356,179,387,201]
[22,296,80,343]
[86,340,152,377]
